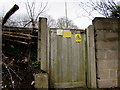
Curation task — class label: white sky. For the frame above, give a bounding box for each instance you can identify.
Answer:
[0,0,105,29]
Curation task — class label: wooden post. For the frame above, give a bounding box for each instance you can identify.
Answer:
[38,17,47,72]
[2,4,19,25]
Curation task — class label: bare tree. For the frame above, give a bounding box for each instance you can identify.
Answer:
[16,15,30,27]
[46,15,56,28]
[25,0,48,29]
[56,17,78,29]
[0,15,30,27]
[4,18,18,27]
[45,15,78,29]
[78,0,119,18]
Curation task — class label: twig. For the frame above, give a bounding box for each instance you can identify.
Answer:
[4,63,15,89]
[9,67,22,81]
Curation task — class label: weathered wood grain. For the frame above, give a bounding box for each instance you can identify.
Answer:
[49,29,86,88]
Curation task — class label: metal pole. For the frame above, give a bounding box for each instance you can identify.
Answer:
[65,0,68,28]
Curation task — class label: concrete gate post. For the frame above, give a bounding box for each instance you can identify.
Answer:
[0,23,2,88]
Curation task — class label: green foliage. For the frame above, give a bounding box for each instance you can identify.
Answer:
[32,61,40,68]
[110,6,120,18]
[30,51,37,59]
[79,0,120,18]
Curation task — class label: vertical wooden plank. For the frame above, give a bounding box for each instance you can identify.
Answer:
[82,33,86,82]
[67,37,72,82]
[38,18,47,71]
[76,40,80,82]
[81,33,84,81]
[52,30,58,83]
[57,35,62,83]
[66,38,69,82]
[73,32,78,82]
[61,36,68,82]
[61,35,65,83]
[71,33,76,82]
[78,33,82,81]
[61,36,64,83]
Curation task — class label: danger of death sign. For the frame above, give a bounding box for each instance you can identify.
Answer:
[75,34,82,42]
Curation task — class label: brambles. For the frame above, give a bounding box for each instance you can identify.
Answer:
[2,54,37,89]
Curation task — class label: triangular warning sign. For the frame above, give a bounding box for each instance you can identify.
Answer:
[75,34,81,42]
[76,34,81,40]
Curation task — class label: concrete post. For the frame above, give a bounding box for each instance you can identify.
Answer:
[86,25,97,88]
[118,19,120,87]
[38,17,47,72]
[0,24,2,88]
[35,18,48,89]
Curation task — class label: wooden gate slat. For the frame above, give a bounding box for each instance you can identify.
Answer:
[50,29,86,88]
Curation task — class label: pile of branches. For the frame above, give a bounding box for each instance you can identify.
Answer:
[2,54,38,90]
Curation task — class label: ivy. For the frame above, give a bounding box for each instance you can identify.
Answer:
[32,61,40,68]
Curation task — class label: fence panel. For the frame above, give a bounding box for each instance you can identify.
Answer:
[49,29,86,88]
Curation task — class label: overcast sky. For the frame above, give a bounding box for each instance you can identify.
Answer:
[0,0,106,29]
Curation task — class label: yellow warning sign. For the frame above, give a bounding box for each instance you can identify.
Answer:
[63,31,72,38]
[75,34,82,42]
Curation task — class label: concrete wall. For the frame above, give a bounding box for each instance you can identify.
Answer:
[34,73,48,89]
[92,17,120,88]
[117,19,120,88]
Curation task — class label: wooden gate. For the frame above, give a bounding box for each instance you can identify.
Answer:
[49,28,87,88]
